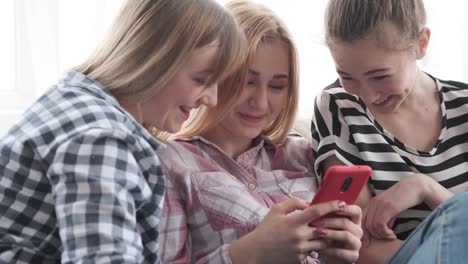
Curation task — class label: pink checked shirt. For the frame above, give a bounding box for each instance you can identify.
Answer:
[158,134,320,263]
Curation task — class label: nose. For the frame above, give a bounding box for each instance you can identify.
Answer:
[199,82,218,107]
[250,84,268,110]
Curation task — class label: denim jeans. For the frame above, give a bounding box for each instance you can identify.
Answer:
[385,192,468,264]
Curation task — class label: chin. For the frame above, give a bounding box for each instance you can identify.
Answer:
[162,123,182,134]
[241,130,262,140]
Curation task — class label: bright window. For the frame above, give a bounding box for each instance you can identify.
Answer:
[0,0,15,92]
[0,0,467,135]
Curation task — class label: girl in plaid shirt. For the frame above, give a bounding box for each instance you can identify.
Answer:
[158,1,363,263]
[0,0,245,263]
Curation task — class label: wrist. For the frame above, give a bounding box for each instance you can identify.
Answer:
[414,173,452,208]
[229,232,261,264]
[414,174,431,203]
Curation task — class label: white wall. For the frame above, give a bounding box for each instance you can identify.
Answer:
[0,0,467,136]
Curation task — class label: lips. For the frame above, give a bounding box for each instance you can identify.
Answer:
[179,106,190,120]
[374,95,390,106]
[238,112,265,123]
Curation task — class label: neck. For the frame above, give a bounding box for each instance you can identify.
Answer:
[117,98,142,124]
[400,70,437,111]
[201,125,253,159]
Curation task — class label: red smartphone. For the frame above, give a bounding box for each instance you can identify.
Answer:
[310,165,372,206]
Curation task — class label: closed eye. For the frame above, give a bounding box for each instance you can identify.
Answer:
[270,85,286,90]
[247,80,256,86]
[193,76,210,85]
[372,75,389,80]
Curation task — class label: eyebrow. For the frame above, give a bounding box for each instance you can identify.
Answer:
[194,69,214,75]
[248,69,289,79]
[337,68,390,76]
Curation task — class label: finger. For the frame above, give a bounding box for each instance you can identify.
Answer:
[364,201,382,238]
[334,204,362,225]
[370,212,395,239]
[316,228,362,251]
[271,197,309,215]
[362,228,371,248]
[296,200,347,224]
[384,217,397,239]
[299,239,330,253]
[361,207,371,247]
[382,224,397,240]
[363,201,375,232]
[372,220,393,240]
[319,247,360,264]
[318,217,363,239]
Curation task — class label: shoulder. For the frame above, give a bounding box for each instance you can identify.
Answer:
[6,81,145,148]
[157,140,204,181]
[275,134,314,163]
[158,140,201,165]
[316,79,364,112]
[280,134,312,150]
[438,78,468,90]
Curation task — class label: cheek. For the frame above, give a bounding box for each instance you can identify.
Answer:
[168,79,201,104]
[270,92,288,115]
[340,81,359,95]
[383,79,406,93]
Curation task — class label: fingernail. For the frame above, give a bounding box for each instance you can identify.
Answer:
[315,228,328,237]
[337,200,346,210]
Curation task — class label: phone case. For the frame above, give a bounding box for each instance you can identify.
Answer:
[309,165,372,206]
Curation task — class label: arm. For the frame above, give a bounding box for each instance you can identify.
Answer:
[363,173,454,241]
[158,144,235,264]
[159,181,193,263]
[321,156,403,264]
[412,173,453,209]
[356,185,403,264]
[229,198,362,264]
[48,131,153,263]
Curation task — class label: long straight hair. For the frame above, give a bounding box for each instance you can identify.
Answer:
[177,0,299,144]
[75,0,245,101]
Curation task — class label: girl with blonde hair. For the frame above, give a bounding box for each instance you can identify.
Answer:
[0,0,244,262]
[158,1,363,263]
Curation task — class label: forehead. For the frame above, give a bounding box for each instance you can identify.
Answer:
[184,40,220,70]
[250,39,290,75]
[329,37,410,72]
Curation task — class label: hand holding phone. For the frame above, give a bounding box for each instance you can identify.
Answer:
[310,165,372,206]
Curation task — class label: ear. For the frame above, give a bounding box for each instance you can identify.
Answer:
[416,27,431,59]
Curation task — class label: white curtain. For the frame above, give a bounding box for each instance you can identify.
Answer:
[0,0,467,135]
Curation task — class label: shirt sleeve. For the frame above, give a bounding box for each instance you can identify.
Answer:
[311,89,363,179]
[158,143,233,264]
[47,129,152,264]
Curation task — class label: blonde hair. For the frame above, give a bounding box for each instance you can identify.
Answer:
[325,0,426,48]
[75,0,244,100]
[177,0,299,144]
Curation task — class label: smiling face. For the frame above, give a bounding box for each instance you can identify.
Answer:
[138,40,220,133]
[218,39,290,140]
[329,34,422,114]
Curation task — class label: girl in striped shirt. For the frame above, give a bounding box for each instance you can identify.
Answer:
[312,0,468,262]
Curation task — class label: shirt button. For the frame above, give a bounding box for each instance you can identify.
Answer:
[248,182,256,190]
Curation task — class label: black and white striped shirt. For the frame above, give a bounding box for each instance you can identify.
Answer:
[311,77,468,239]
[0,71,165,263]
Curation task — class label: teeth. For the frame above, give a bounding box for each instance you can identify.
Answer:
[375,96,389,105]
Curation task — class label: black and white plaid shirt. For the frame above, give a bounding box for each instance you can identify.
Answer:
[0,71,165,263]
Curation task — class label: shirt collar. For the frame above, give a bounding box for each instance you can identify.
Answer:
[176,134,278,157]
[60,70,165,150]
